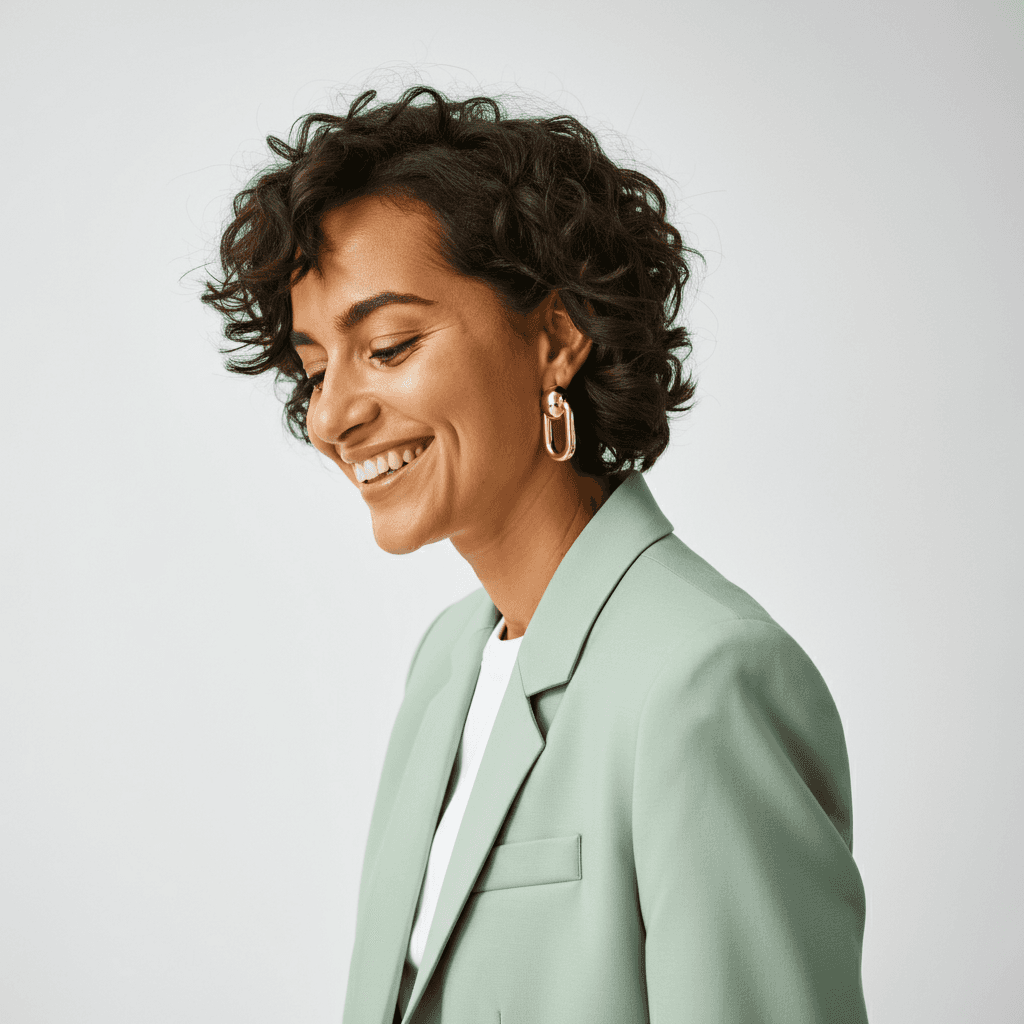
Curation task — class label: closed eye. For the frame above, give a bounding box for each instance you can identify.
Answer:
[371,336,419,366]
[307,337,420,392]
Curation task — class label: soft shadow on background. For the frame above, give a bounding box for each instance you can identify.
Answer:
[1,1,1021,1021]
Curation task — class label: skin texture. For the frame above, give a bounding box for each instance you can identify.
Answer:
[290,194,612,641]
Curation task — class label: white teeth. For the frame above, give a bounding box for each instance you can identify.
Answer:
[354,439,432,483]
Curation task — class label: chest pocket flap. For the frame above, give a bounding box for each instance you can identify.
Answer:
[472,834,582,894]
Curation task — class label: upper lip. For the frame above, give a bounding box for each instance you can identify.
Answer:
[339,435,434,466]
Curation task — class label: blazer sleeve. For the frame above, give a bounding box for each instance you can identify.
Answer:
[631,616,869,1024]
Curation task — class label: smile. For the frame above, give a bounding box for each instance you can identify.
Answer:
[358,437,434,493]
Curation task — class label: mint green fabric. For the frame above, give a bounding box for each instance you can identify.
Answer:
[342,470,868,1024]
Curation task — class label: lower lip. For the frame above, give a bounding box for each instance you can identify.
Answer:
[359,441,433,496]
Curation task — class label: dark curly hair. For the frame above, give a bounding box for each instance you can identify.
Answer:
[202,85,702,476]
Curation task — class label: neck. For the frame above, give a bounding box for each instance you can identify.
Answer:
[451,458,614,641]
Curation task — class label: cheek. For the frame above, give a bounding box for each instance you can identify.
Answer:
[461,388,536,462]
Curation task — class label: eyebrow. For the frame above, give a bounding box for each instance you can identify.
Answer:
[290,291,437,347]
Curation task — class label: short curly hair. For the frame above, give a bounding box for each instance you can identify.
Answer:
[202,85,702,477]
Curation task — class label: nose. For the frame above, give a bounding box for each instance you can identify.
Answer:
[308,372,380,447]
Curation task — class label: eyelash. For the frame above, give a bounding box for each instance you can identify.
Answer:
[307,337,419,392]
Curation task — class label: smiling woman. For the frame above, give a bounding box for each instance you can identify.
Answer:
[284,190,620,563]
[201,86,868,1024]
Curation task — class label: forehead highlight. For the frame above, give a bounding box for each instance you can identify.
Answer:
[316,193,452,278]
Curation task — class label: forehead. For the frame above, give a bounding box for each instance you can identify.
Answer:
[311,194,448,290]
[290,193,512,335]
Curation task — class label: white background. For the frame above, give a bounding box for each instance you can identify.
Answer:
[2,0,1021,1021]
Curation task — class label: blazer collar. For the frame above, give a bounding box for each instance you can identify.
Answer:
[515,468,674,696]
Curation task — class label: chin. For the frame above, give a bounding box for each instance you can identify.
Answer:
[374,535,424,556]
[370,518,433,557]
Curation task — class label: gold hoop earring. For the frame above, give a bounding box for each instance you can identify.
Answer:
[542,387,576,462]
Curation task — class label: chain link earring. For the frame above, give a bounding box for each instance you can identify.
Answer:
[541,386,576,462]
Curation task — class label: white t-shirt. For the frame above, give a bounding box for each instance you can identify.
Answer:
[396,615,523,1018]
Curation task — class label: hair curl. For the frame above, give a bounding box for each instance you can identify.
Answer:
[202,85,702,476]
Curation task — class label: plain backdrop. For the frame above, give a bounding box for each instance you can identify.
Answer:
[1,0,1021,1021]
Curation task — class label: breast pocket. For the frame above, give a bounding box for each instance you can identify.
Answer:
[471,834,582,894]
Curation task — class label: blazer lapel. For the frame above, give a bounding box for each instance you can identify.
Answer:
[344,597,499,1024]
[402,657,544,1021]
[375,470,675,1022]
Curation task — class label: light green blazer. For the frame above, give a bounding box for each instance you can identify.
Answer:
[342,470,868,1024]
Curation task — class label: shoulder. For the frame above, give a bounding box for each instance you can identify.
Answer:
[579,535,853,837]
[634,532,776,626]
[633,613,843,769]
[613,533,844,749]
[601,532,834,691]
[583,532,793,708]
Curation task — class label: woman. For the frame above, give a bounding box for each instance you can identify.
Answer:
[203,85,868,1024]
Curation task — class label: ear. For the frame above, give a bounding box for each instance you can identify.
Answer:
[538,290,593,389]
